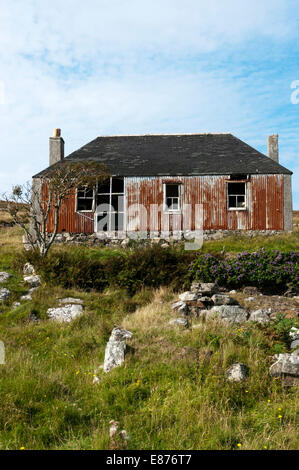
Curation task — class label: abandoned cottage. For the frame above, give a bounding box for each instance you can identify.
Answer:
[32,130,293,242]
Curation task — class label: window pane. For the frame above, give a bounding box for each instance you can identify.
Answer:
[229,196,237,208]
[97,195,110,208]
[111,195,124,212]
[112,178,124,193]
[77,198,93,211]
[166,184,179,197]
[228,182,245,195]
[98,179,111,193]
[97,214,109,231]
[237,196,245,208]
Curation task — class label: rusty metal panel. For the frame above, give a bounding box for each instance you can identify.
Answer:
[43,173,285,234]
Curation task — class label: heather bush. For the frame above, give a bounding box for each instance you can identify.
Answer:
[189,248,299,292]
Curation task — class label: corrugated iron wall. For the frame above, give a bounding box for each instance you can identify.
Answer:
[44,174,284,233]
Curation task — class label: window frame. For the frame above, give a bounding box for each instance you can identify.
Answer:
[76,187,95,213]
[95,177,125,232]
[227,181,247,211]
[163,183,182,213]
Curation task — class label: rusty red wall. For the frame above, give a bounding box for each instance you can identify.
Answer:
[44,174,285,233]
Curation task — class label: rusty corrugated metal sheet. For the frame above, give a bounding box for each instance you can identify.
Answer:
[44,174,285,233]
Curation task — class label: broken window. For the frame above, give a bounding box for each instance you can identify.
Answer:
[96,177,125,231]
[227,182,246,209]
[76,188,94,211]
[164,184,181,211]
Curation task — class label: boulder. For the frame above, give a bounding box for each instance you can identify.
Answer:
[24,275,41,288]
[179,292,198,302]
[211,294,238,306]
[47,304,84,323]
[23,263,35,275]
[226,363,249,382]
[0,272,12,283]
[0,288,10,303]
[207,305,249,324]
[291,340,299,350]
[58,297,84,305]
[249,309,271,324]
[104,327,133,373]
[289,327,299,341]
[269,353,299,384]
[196,282,218,296]
[171,301,189,315]
[169,318,189,328]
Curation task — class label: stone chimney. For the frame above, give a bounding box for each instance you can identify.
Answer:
[268,134,279,163]
[49,128,64,166]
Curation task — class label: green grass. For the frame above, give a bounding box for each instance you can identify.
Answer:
[0,225,298,450]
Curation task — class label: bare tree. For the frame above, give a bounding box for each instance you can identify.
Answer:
[3,161,109,257]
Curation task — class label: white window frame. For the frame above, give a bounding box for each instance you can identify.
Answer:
[76,188,94,213]
[95,177,125,232]
[227,181,247,211]
[163,183,181,213]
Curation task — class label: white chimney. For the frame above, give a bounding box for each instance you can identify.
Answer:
[49,128,64,165]
[268,134,279,163]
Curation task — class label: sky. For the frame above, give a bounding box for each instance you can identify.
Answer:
[0,0,299,207]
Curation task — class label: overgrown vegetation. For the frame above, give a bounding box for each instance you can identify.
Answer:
[0,225,298,450]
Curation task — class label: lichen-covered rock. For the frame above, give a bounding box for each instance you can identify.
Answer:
[179,292,198,302]
[0,288,10,303]
[0,272,12,283]
[169,318,189,328]
[23,263,35,275]
[47,304,84,323]
[291,340,299,350]
[171,301,189,315]
[207,305,249,323]
[104,327,133,373]
[249,309,271,324]
[226,363,249,382]
[24,275,41,288]
[194,282,218,296]
[269,353,299,384]
[211,294,238,306]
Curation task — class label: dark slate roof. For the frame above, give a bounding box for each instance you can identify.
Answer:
[34,133,292,177]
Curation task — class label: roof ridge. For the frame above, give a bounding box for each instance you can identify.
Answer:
[97,133,232,137]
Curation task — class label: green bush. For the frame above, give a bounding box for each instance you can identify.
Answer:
[18,245,197,295]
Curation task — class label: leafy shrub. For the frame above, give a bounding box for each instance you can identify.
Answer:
[189,248,299,292]
[18,245,197,295]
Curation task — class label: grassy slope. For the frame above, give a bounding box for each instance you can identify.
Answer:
[0,225,298,450]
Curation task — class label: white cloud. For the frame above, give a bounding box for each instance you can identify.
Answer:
[0,0,298,207]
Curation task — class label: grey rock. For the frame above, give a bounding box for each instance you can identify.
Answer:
[249,309,270,324]
[229,290,237,294]
[226,363,249,382]
[197,282,218,296]
[23,263,35,275]
[21,293,32,301]
[289,327,299,341]
[104,327,133,373]
[211,294,238,306]
[179,292,198,302]
[171,301,188,315]
[13,302,21,309]
[0,272,12,283]
[243,286,260,296]
[207,305,249,324]
[24,275,41,288]
[269,353,299,379]
[58,297,84,305]
[0,288,10,303]
[291,339,299,350]
[47,304,84,323]
[169,318,189,328]
[245,297,255,302]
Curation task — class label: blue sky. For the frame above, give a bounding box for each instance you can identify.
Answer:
[0,0,298,207]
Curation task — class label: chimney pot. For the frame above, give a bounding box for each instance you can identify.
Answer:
[49,128,64,165]
[53,128,61,138]
[268,134,279,163]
